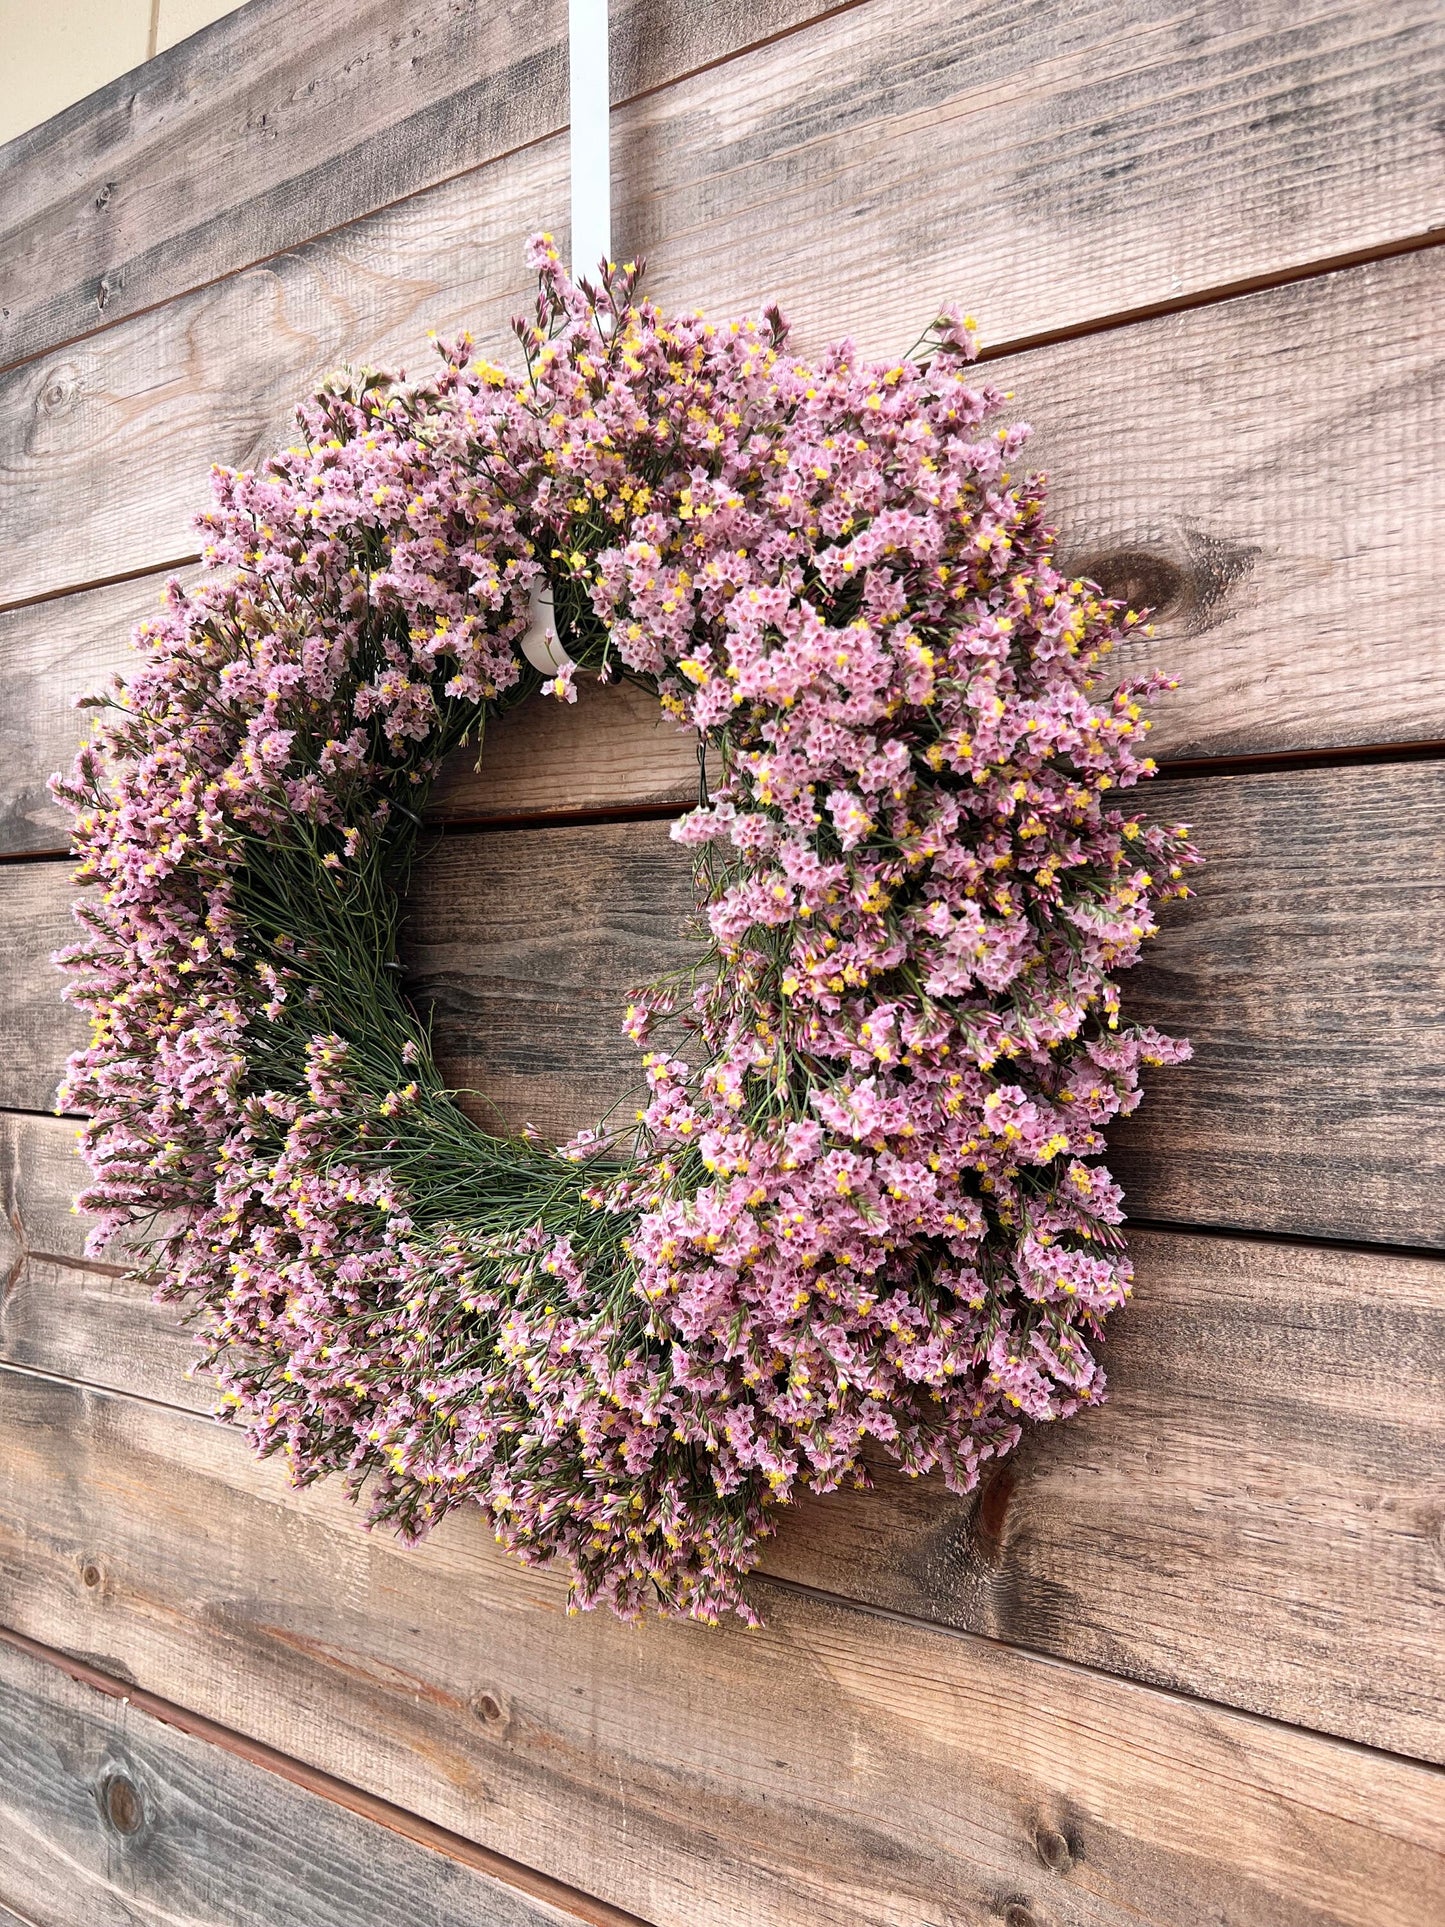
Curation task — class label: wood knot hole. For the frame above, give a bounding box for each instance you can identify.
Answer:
[1001,1905,1037,1927]
[81,1560,104,1590]
[472,1690,506,1726]
[101,1771,143,1836]
[1080,548,1186,621]
[36,363,81,418]
[1033,1823,1073,1873]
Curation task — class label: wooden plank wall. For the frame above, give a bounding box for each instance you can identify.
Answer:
[1,1,1443,1920]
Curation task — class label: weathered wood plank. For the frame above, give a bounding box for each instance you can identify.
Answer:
[0,1634,592,1927]
[4,3,1444,607]
[4,245,1441,834]
[0,1368,1441,1927]
[0,0,849,372]
[8,758,1444,1243]
[7,1098,1444,1762]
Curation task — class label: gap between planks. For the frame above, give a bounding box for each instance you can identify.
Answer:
[0,1622,654,1927]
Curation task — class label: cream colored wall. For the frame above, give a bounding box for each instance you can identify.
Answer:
[0,0,243,147]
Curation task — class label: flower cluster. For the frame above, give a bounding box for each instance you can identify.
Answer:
[53,238,1197,1622]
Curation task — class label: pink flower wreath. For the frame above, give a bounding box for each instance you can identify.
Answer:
[54,238,1198,1622]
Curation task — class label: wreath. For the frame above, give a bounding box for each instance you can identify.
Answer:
[53,237,1198,1623]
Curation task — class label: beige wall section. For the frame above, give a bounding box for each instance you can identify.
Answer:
[0,0,243,148]
[154,0,244,54]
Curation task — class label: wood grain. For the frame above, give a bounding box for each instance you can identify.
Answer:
[6,1100,1443,1761]
[8,758,1443,1243]
[0,0,850,371]
[4,245,1441,833]
[0,1367,1442,1927]
[3,2,1444,607]
[0,1635,587,1927]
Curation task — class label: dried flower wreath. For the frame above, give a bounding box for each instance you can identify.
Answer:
[54,238,1198,1623]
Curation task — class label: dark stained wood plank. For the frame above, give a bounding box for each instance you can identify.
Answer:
[405,818,702,1142]
[0,1369,1442,1927]
[4,6,1445,607]
[4,245,1441,822]
[0,0,850,371]
[0,1635,591,1927]
[1105,759,1445,1242]
[6,1101,1444,1763]
[8,758,1444,1242]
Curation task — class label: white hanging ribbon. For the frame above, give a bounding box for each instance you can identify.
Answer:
[520,1,614,678]
[568,0,612,278]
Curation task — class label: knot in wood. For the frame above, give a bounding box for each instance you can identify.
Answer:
[1032,1823,1074,1873]
[100,1770,144,1837]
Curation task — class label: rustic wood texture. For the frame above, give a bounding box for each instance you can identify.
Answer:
[4,245,1441,820]
[0,1366,1442,1927]
[4,3,1444,609]
[9,757,1444,1245]
[0,1113,203,1408]
[0,1635,587,1927]
[5,1104,1442,1763]
[0,0,851,371]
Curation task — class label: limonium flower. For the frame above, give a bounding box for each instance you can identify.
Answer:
[51,238,1198,1624]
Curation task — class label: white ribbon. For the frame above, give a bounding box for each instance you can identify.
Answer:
[520,1,613,678]
[568,0,612,278]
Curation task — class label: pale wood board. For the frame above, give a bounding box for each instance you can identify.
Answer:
[0,1367,1442,1927]
[0,1635,590,1927]
[8,759,1443,1243]
[4,246,1441,823]
[3,2,1444,607]
[5,1100,1443,1762]
[0,0,850,370]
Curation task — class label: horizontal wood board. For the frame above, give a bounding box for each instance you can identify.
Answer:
[13,760,1438,1240]
[0,0,852,370]
[5,1101,1444,1761]
[0,1367,1441,1927]
[0,1635,590,1927]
